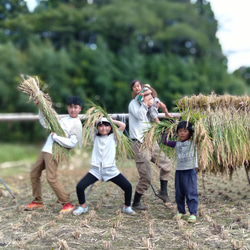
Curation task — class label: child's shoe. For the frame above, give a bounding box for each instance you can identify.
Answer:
[24,202,43,211]
[73,206,88,216]
[173,213,185,220]
[187,215,197,223]
[59,203,75,214]
[122,206,136,215]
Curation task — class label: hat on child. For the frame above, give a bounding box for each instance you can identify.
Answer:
[95,117,111,127]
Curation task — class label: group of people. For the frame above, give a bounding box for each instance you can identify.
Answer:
[24,80,199,223]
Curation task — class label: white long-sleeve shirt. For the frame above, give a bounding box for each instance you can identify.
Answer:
[39,112,82,154]
[128,99,151,143]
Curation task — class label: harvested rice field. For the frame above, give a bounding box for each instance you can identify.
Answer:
[0,149,249,250]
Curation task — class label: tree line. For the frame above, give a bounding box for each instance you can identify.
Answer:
[0,0,249,142]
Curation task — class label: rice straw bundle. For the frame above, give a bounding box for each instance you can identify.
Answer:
[179,93,250,174]
[143,118,176,151]
[142,119,178,165]
[144,92,250,176]
[82,102,133,159]
[18,75,69,162]
[143,110,208,166]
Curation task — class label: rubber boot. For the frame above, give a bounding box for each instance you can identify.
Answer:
[156,180,171,203]
[132,191,147,210]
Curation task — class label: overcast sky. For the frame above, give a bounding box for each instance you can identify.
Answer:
[207,0,250,72]
[25,0,250,72]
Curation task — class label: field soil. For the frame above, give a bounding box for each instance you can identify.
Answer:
[0,150,250,249]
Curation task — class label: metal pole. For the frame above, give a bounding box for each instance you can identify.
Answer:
[244,164,250,186]
[0,178,15,198]
[150,184,158,196]
[85,183,94,199]
[0,112,181,122]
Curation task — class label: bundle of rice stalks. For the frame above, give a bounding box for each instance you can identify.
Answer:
[177,92,250,111]
[82,102,133,159]
[18,75,69,162]
[146,93,250,176]
[143,109,210,167]
[143,118,177,153]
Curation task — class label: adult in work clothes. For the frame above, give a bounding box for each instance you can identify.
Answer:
[128,80,172,210]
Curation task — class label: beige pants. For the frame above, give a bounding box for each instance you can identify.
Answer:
[131,140,172,195]
[30,152,70,204]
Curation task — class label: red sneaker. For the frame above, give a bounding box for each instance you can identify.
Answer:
[59,203,75,214]
[24,202,43,211]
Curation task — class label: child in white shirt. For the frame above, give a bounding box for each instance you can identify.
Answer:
[73,117,136,216]
[24,96,83,214]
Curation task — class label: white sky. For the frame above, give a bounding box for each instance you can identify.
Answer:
[25,0,250,73]
[25,0,37,11]
[208,0,250,72]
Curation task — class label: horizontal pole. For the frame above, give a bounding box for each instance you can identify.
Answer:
[0,113,181,122]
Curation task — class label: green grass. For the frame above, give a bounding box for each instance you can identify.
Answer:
[0,143,41,177]
[0,143,41,163]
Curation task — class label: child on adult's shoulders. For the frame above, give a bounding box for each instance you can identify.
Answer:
[131,81,173,123]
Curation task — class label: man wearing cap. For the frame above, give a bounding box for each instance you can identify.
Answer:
[129,80,172,210]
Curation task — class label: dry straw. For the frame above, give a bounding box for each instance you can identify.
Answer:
[82,102,133,160]
[18,75,69,162]
[144,92,250,176]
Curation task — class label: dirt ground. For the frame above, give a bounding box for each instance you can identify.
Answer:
[0,154,250,250]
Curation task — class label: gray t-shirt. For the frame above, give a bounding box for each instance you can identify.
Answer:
[166,140,198,170]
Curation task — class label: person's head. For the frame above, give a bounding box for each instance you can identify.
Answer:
[131,80,143,96]
[176,121,194,141]
[95,117,113,136]
[67,96,82,118]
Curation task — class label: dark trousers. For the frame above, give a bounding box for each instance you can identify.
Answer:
[175,169,198,216]
[76,172,132,206]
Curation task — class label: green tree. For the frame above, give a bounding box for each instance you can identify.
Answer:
[233,67,250,88]
[0,0,249,143]
[0,0,28,20]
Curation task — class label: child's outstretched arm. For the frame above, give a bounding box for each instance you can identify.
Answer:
[161,133,176,147]
[158,101,173,118]
[111,118,126,132]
